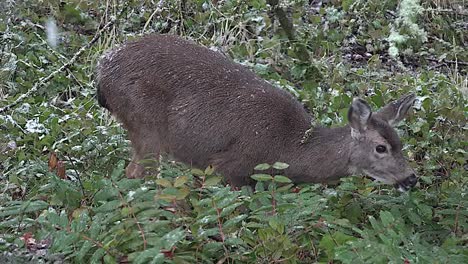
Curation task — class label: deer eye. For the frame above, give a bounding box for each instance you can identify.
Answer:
[376,145,387,153]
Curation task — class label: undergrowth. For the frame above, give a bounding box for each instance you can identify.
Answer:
[0,0,466,263]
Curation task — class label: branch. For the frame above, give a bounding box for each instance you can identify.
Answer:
[425,8,468,16]
[427,57,468,67]
[267,0,310,61]
[0,19,115,114]
[142,0,165,32]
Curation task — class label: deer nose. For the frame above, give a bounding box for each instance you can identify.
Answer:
[394,174,418,191]
[406,174,418,187]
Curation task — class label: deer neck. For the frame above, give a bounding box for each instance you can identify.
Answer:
[282,125,354,183]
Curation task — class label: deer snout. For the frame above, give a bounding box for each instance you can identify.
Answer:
[394,174,418,192]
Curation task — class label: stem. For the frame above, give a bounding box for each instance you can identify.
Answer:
[114,183,147,250]
[212,199,230,261]
[271,182,277,215]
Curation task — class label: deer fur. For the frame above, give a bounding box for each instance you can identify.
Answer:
[97,34,417,190]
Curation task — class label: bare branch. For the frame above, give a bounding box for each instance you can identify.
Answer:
[267,0,310,61]
[0,19,115,114]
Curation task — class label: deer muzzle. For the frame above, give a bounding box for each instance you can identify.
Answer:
[394,174,417,192]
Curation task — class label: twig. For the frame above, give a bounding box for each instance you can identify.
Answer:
[425,8,468,16]
[0,19,115,114]
[427,57,468,67]
[65,155,86,197]
[453,202,462,235]
[142,0,165,32]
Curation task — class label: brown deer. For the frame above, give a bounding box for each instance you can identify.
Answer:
[97,34,417,191]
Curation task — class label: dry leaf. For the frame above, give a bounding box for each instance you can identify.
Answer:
[56,161,67,179]
[48,151,58,171]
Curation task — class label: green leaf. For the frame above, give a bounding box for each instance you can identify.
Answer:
[203,241,224,253]
[93,186,119,202]
[198,227,219,238]
[254,163,271,170]
[225,237,245,246]
[273,175,292,183]
[344,202,363,224]
[131,249,163,264]
[89,218,102,239]
[155,178,172,187]
[221,202,244,217]
[111,160,125,180]
[175,187,190,200]
[333,232,355,244]
[369,216,381,230]
[162,227,185,249]
[342,0,354,11]
[93,200,120,213]
[319,234,335,259]
[319,231,355,260]
[251,174,273,182]
[72,210,90,232]
[268,218,285,234]
[407,210,422,226]
[191,168,205,176]
[204,165,215,175]
[197,215,218,225]
[158,186,181,201]
[0,200,48,217]
[272,162,289,170]
[223,214,248,228]
[47,210,68,228]
[103,254,116,264]
[204,176,222,186]
[8,174,20,185]
[276,203,297,211]
[76,240,93,261]
[174,175,188,187]
[379,211,394,227]
[52,232,79,253]
[116,178,142,191]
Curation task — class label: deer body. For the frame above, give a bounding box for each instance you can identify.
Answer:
[97,34,417,190]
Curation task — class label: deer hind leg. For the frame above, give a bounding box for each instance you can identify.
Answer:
[126,129,161,178]
[210,153,253,188]
[126,152,145,179]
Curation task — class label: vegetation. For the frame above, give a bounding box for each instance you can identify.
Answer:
[0,0,466,263]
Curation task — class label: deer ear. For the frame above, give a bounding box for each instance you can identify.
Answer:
[375,93,416,126]
[348,98,372,139]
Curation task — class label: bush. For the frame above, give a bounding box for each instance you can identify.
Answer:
[1,0,466,263]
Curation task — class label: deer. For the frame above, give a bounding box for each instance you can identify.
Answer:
[96,34,418,191]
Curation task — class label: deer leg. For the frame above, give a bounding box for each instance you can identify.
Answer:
[210,154,253,187]
[126,152,145,179]
[126,130,161,178]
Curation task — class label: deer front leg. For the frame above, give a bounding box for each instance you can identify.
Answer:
[125,130,161,178]
[126,152,146,178]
